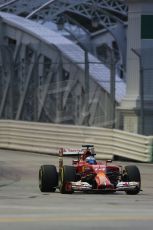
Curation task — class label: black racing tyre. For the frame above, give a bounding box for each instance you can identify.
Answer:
[39,165,58,192]
[124,165,141,195]
[59,165,76,194]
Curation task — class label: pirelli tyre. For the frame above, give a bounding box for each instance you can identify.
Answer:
[59,165,76,194]
[39,165,58,192]
[124,165,141,195]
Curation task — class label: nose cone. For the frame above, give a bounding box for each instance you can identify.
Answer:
[95,172,114,189]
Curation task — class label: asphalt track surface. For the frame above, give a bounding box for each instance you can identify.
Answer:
[0,149,153,230]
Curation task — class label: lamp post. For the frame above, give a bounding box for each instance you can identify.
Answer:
[84,47,90,125]
[110,49,116,129]
[103,44,116,129]
[131,48,144,135]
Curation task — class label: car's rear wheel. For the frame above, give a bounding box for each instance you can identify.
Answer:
[39,165,58,192]
[124,165,141,195]
[59,165,76,194]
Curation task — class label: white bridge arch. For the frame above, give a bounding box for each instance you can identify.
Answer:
[0,12,125,127]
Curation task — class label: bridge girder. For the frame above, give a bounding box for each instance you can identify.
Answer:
[0,1,128,28]
[0,0,128,74]
[0,12,123,127]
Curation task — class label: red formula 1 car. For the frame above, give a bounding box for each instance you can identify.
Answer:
[39,145,141,195]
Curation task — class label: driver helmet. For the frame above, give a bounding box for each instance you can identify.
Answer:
[86,156,96,165]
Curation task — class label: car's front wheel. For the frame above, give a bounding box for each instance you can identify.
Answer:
[39,165,58,192]
[59,165,76,194]
[124,165,141,195]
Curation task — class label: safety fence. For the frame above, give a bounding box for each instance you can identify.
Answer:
[0,120,152,162]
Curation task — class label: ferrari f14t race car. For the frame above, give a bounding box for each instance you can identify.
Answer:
[39,145,141,194]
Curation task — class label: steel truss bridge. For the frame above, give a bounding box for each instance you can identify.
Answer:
[0,0,127,127]
[0,0,128,62]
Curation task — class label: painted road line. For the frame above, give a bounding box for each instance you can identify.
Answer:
[0,215,153,223]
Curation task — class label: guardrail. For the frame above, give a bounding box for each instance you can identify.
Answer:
[0,120,153,162]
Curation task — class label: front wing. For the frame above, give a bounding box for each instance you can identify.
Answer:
[65,181,140,192]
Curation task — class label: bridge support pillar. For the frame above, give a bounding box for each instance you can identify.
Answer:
[118,0,153,135]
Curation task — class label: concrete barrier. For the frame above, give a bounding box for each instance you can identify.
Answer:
[0,120,153,162]
[113,129,152,162]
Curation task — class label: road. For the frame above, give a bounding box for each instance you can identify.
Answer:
[0,149,153,230]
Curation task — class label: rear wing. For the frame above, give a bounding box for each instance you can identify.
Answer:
[59,145,96,158]
[59,147,83,170]
[59,148,84,157]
